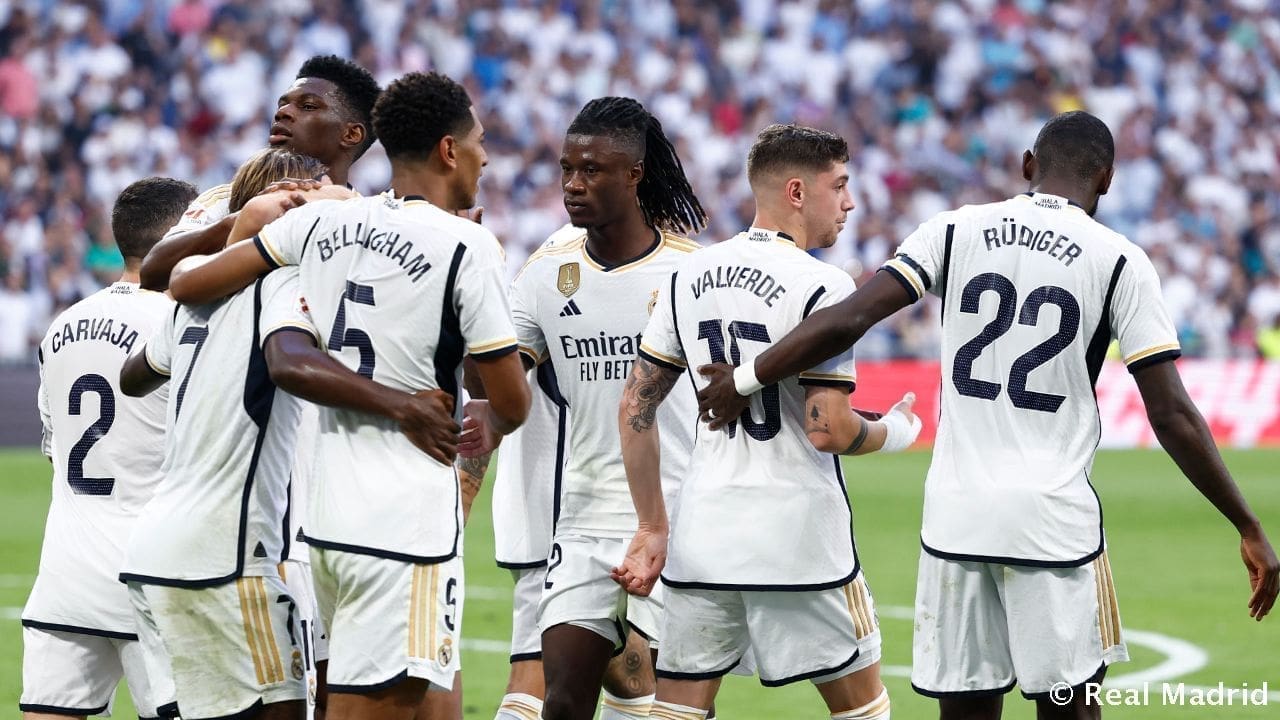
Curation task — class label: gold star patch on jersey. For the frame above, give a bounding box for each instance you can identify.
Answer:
[557,262,581,297]
[647,289,659,316]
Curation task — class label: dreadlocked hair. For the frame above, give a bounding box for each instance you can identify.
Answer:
[566,97,707,235]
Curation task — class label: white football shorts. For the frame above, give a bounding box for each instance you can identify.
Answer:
[281,558,326,715]
[537,533,663,649]
[312,548,463,693]
[128,576,305,719]
[509,566,547,662]
[657,571,880,686]
[912,548,1129,698]
[20,626,160,718]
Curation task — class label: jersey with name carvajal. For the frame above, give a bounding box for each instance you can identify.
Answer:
[120,267,316,586]
[493,225,580,567]
[25,283,171,636]
[510,230,699,540]
[640,228,859,588]
[883,192,1181,567]
[254,191,518,563]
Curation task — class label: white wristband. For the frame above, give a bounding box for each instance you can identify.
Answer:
[733,361,764,396]
[879,409,922,453]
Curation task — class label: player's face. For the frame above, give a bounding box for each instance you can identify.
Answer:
[451,107,487,209]
[804,161,854,249]
[271,78,349,165]
[560,134,641,229]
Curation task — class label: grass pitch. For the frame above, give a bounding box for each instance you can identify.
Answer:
[1,448,1276,718]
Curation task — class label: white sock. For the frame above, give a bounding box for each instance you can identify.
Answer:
[494,692,542,720]
[831,688,890,719]
[599,690,655,719]
[650,700,709,720]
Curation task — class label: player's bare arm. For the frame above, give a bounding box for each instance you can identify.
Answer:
[264,329,460,465]
[457,358,495,525]
[804,388,920,455]
[1133,360,1280,620]
[612,357,682,596]
[470,351,532,436]
[139,215,239,291]
[696,271,913,429]
[168,243,275,306]
[119,345,167,397]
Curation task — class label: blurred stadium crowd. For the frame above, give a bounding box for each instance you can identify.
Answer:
[2,0,1279,363]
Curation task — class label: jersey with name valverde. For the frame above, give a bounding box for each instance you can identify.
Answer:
[255,191,518,563]
[26,283,171,636]
[883,192,1181,567]
[121,267,315,586]
[510,229,699,540]
[640,228,859,589]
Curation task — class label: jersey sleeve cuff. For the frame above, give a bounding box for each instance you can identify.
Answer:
[261,323,321,349]
[639,344,686,371]
[253,234,285,269]
[471,343,518,361]
[1125,344,1181,373]
[798,371,855,392]
[470,337,519,360]
[144,344,170,377]
[879,263,923,303]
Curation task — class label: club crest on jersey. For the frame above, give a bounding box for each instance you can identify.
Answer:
[647,289,659,315]
[557,262,581,297]
[438,637,453,666]
[292,650,305,680]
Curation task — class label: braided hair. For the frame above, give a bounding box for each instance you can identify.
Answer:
[566,97,707,235]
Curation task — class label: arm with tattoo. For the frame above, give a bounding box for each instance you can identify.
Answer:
[612,357,682,596]
[804,386,916,456]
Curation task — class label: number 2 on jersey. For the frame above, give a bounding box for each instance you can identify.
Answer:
[328,281,377,378]
[697,319,781,440]
[952,272,1081,412]
[67,373,115,495]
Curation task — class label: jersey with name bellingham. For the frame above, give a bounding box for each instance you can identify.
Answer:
[640,228,859,588]
[121,268,316,585]
[883,192,1180,566]
[510,230,698,539]
[25,283,171,635]
[255,191,517,562]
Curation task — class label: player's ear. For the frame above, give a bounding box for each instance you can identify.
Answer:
[1096,165,1115,197]
[437,135,458,169]
[786,176,805,210]
[1021,150,1036,183]
[628,160,644,188]
[342,123,366,153]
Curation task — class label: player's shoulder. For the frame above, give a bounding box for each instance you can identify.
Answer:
[516,232,587,279]
[193,183,232,208]
[658,230,701,255]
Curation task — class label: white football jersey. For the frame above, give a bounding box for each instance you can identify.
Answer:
[640,228,859,588]
[493,224,580,567]
[24,283,171,636]
[254,191,518,562]
[510,229,699,539]
[120,267,316,585]
[162,183,231,240]
[883,193,1181,566]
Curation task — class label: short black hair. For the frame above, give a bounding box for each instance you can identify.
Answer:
[566,96,707,234]
[111,178,199,260]
[296,55,381,158]
[372,72,474,161]
[1032,111,1115,183]
[747,124,849,185]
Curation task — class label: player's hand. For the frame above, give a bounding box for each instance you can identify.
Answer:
[394,389,460,465]
[696,363,751,431]
[260,176,328,196]
[1240,524,1279,621]
[459,399,502,459]
[887,392,918,424]
[611,524,667,596]
[453,206,483,224]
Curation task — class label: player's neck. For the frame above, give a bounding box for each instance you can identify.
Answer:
[749,212,811,250]
[389,163,456,210]
[118,262,142,285]
[584,211,656,266]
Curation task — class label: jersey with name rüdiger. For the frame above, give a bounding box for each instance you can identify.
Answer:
[882,192,1180,566]
[639,228,859,589]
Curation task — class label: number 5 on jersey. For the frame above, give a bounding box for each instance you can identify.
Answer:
[328,281,377,378]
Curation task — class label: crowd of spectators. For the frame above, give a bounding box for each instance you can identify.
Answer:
[2,0,1280,364]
